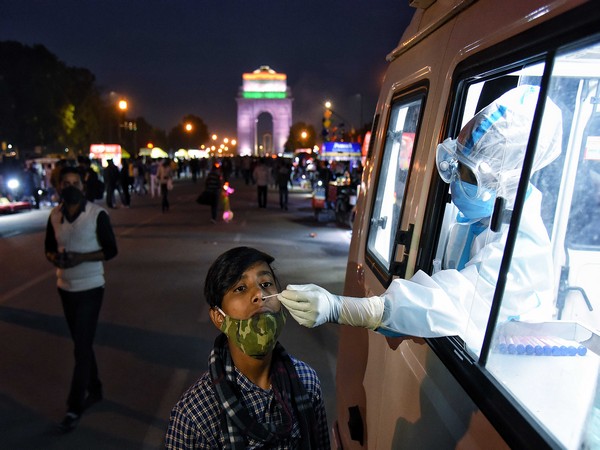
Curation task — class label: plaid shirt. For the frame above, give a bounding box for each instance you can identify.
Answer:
[165,357,330,449]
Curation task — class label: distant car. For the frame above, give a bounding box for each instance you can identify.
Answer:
[0,197,32,214]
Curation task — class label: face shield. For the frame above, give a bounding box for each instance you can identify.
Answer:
[436,85,563,209]
[436,138,496,200]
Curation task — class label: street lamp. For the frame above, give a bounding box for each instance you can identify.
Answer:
[117,99,128,145]
[185,123,193,150]
[323,100,354,141]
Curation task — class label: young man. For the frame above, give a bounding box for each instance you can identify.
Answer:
[45,166,118,432]
[165,247,330,449]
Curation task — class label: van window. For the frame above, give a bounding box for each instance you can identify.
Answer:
[436,37,600,449]
[367,92,424,276]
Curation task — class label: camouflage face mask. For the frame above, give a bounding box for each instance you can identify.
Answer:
[217,307,286,359]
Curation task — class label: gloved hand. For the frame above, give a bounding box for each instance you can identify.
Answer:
[278,284,385,330]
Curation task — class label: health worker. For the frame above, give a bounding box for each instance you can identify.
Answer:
[278,85,563,341]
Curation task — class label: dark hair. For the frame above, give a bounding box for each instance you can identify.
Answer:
[59,166,82,182]
[204,247,278,308]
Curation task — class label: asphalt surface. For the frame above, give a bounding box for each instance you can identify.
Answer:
[0,173,350,449]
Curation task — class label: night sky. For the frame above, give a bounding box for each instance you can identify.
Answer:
[1,1,415,138]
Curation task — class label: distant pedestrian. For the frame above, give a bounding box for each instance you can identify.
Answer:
[189,158,199,183]
[204,163,222,223]
[134,157,147,194]
[276,160,292,210]
[119,159,132,208]
[103,159,120,209]
[221,157,232,182]
[241,156,251,185]
[252,158,270,208]
[157,158,173,212]
[44,166,118,432]
[149,160,159,198]
[198,158,208,179]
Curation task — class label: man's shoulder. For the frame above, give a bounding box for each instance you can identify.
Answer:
[290,356,321,391]
[86,201,108,216]
[174,372,218,413]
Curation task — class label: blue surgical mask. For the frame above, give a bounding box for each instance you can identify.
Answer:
[451,180,495,220]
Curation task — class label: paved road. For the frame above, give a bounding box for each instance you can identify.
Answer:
[0,175,349,449]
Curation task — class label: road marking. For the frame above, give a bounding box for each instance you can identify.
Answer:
[0,270,55,304]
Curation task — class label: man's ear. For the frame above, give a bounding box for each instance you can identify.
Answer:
[209,307,224,330]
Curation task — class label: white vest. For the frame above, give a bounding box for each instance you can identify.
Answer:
[50,202,106,292]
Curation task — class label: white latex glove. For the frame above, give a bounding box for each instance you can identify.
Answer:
[278,284,384,330]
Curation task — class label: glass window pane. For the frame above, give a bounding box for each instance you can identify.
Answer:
[367,95,422,272]
[486,39,600,450]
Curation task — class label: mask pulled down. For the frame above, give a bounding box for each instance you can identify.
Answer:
[217,308,286,359]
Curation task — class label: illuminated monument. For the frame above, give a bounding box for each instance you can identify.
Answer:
[236,66,292,156]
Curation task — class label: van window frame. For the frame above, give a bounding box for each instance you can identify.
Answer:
[419,4,600,449]
[365,83,428,285]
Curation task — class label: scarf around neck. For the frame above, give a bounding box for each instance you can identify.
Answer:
[209,333,317,449]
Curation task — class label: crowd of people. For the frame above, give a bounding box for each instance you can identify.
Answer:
[2,153,363,214]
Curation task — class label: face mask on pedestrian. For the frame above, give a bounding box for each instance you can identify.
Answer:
[216,307,286,359]
[450,179,496,220]
[61,185,84,206]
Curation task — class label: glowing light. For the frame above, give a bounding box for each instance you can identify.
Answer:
[118,100,128,111]
[7,179,19,190]
[222,210,234,222]
[185,123,193,132]
[242,92,286,99]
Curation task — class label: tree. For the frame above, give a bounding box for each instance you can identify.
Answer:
[136,117,167,149]
[168,114,209,151]
[285,122,317,151]
[0,42,107,156]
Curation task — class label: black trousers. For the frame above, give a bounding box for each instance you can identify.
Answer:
[59,286,104,414]
[257,185,267,208]
[161,184,170,211]
[279,186,288,209]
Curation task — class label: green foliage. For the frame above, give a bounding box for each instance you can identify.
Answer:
[285,122,317,151]
[168,114,209,150]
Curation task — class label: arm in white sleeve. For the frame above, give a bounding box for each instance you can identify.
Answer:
[279,272,467,338]
[376,270,467,338]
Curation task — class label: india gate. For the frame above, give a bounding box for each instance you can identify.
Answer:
[236,66,293,156]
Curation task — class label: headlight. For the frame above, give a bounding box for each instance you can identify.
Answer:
[7,179,19,190]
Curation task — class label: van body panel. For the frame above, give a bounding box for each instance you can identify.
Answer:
[337,0,599,448]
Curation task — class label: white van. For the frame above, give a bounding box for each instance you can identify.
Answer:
[336,0,600,448]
